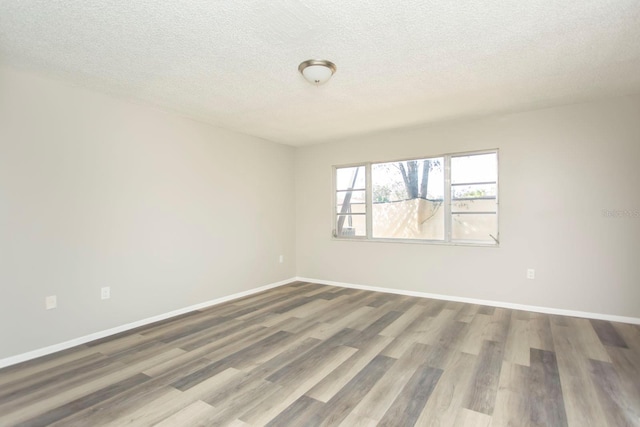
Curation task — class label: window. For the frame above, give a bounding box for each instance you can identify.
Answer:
[333,150,498,245]
[335,165,367,237]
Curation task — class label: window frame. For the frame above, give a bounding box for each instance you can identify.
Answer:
[332,149,499,247]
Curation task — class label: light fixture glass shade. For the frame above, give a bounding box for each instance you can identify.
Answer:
[298,60,336,85]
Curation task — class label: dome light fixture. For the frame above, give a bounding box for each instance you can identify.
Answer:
[298,59,337,85]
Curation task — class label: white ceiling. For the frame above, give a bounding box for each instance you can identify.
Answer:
[1,1,640,146]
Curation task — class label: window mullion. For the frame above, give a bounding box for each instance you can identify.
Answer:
[332,166,337,238]
[444,155,452,242]
[365,162,372,239]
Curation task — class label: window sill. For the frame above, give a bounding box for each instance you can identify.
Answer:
[331,236,499,248]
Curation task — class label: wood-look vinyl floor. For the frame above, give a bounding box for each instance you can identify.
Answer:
[1,281,639,426]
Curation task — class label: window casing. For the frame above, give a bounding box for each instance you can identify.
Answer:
[333,150,498,245]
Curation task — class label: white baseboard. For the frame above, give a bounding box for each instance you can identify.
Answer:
[296,276,640,325]
[0,277,296,370]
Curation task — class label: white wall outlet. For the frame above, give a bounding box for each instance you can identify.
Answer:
[526,269,535,280]
[279,255,284,264]
[101,286,111,300]
[45,295,57,310]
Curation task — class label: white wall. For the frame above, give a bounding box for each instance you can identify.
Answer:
[296,97,640,318]
[0,68,296,359]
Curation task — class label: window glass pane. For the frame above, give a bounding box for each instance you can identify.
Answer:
[336,214,366,237]
[336,190,365,206]
[452,213,497,242]
[335,165,367,239]
[372,158,444,202]
[337,203,366,214]
[452,183,497,199]
[452,199,497,214]
[373,199,444,240]
[451,153,497,184]
[372,157,444,240]
[336,166,365,190]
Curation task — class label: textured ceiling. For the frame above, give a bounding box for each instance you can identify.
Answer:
[1,1,640,146]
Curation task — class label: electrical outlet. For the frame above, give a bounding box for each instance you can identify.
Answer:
[526,269,535,280]
[45,295,57,310]
[101,286,111,300]
[279,255,284,264]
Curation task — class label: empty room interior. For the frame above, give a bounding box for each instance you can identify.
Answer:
[1,2,640,426]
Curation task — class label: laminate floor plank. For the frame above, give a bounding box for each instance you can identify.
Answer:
[0,345,96,387]
[156,316,234,345]
[491,361,531,427]
[379,303,426,337]
[565,317,612,362]
[503,317,531,366]
[460,313,493,355]
[0,281,638,427]
[194,325,274,362]
[0,352,109,402]
[422,320,470,370]
[551,324,603,427]
[455,303,481,323]
[239,346,356,425]
[264,395,325,427]
[382,295,419,312]
[309,302,372,328]
[377,364,443,427]
[89,333,155,356]
[308,306,376,339]
[0,356,126,415]
[138,311,220,340]
[605,346,640,416]
[272,315,321,335]
[529,348,568,427]
[455,408,493,426]
[416,351,478,426]
[304,335,393,403]
[416,308,460,346]
[202,378,283,426]
[338,412,379,427]
[120,368,240,427]
[478,305,496,315]
[350,311,403,347]
[0,348,183,425]
[379,333,420,359]
[244,336,324,380]
[306,354,396,427]
[613,323,640,353]
[482,308,512,345]
[48,380,175,427]
[463,340,505,415]
[588,359,640,427]
[590,319,629,349]
[172,330,294,391]
[175,319,254,352]
[152,400,217,427]
[529,312,555,351]
[16,373,151,427]
[99,388,185,427]
[280,298,333,320]
[351,342,430,420]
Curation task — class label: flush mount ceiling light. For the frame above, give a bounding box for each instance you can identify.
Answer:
[298,59,337,85]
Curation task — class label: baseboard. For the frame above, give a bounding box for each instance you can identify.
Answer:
[0,277,296,370]
[296,276,640,325]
